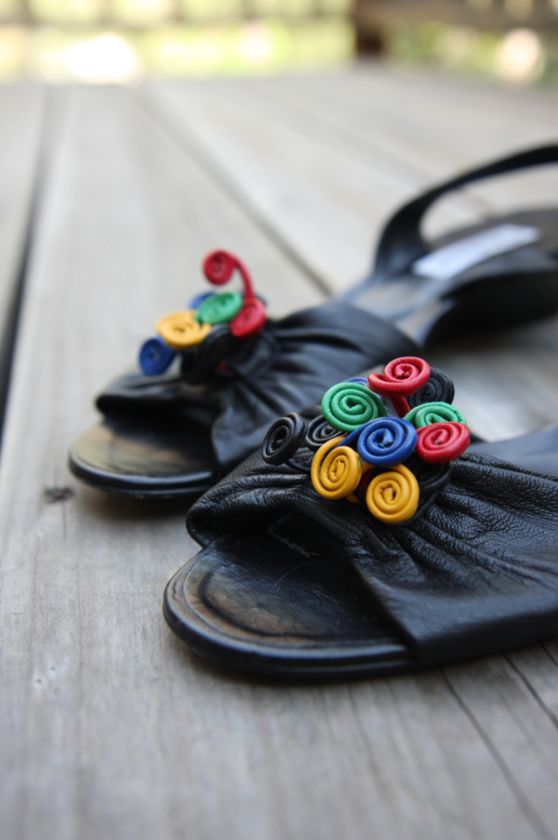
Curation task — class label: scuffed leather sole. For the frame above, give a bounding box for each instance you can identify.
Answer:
[69,417,216,499]
[163,527,414,679]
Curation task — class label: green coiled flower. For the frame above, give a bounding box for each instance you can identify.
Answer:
[321,382,386,432]
[405,401,466,428]
[195,292,243,325]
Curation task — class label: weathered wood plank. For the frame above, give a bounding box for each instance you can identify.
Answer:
[145,77,440,292]
[147,71,557,294]
[2,74,558,840]
[0,83,45,424]
[0,84,323,840]
[255,68,558,213]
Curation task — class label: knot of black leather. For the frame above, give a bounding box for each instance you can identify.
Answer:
[179,325,280,385]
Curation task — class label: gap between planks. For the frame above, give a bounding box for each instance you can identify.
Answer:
[0,83,46,441]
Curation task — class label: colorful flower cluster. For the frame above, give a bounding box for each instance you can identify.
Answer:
[138,250,267,376]
[310,357,470,524]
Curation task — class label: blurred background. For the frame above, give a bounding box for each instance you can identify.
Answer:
[0,0,556,84]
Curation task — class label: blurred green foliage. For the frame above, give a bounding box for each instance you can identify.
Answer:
[0,0,353,78]
[1,0,350,23]
[0,0,556,82]
[391,22,558,85]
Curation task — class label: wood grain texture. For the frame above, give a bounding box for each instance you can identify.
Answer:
[2,71,558,840]
[147,76,437,292]
[254,67,558,213]
[146,68,558,292]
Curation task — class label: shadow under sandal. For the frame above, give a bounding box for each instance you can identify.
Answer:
[70,144,558,498]
[164,357,558,679]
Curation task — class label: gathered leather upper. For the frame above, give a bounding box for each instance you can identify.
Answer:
[96,302,417,470]
[187,431,558,664]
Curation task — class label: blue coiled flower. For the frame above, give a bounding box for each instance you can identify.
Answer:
[343,417,417,467]
[139,336,176,375]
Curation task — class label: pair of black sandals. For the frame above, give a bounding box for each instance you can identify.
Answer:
[70,145,558,679]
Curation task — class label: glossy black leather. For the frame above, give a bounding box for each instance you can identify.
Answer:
[370,144,558,282]
[95,303,417,471]
[163,425,558,676]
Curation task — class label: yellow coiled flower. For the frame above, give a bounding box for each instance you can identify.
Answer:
[365,464,419,524]
[156,311,212,350]
[311,436,362,501]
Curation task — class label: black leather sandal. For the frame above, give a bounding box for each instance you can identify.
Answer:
[164,357,558,678]
[69,145,558,498]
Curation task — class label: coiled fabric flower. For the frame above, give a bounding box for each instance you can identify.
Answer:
[263,414,308,465]
[405,401,466,428]
[260,354,470,527]
[310,436,362,500]
[321,381,386,432]
[416,421,470,463]
[202,249,267,338]
[365,464,420,524]
[306,415,339,449]
[156,311,212,350]
[368,356,431,415]
[139,249,267,376]
[229,297,267,339]
[195,292,243,325]
[408,367,455,407]
[343,417,417,467]
[139,336,176,376]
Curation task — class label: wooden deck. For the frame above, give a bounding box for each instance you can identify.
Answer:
[2,67,558,840]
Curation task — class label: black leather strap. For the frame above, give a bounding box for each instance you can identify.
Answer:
[372,144,558,281]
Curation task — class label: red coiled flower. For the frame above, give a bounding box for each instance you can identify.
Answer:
[416,421,471,463]
[368,356,431,416]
